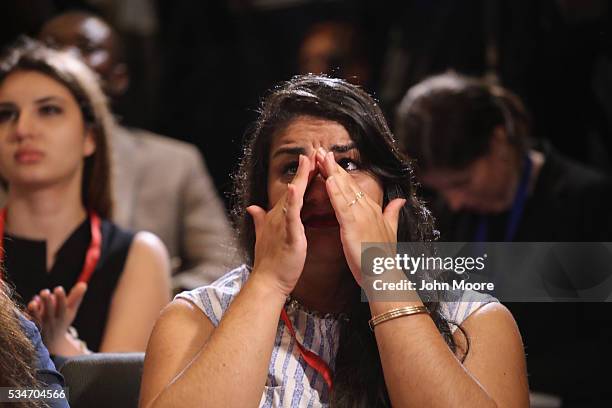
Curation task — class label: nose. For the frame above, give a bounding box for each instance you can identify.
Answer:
[11,110,34,142]
[303,173,331,207]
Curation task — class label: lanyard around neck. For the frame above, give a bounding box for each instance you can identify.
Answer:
[0,207,102,283]
[474,155,533,242]
[280,307,334,391]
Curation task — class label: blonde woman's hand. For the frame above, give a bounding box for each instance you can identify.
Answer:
[246,153,316,296]
[27,282,88,355]
[316,149,405,286]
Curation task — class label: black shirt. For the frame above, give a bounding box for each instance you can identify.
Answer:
[436,147,612,242]
[432,147,612,405]
[3,218,134,352]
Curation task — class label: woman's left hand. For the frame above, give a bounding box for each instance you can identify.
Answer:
[316,149,406,285]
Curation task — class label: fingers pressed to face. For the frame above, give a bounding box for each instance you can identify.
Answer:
[289,153,315,197]
[315,148,330,178]
[318,150,362,205]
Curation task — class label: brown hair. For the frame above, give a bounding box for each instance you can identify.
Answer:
[0,37,114,218]
[0,279,45,408]
[395,71,531,171]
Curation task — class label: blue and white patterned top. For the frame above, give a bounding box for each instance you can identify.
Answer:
[175,265,497,408]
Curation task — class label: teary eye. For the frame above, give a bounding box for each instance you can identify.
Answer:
[338,157,359,171]
[282,161,299,176]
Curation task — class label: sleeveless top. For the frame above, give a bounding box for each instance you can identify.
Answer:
[3,218,135,352]
[176,265,498,408]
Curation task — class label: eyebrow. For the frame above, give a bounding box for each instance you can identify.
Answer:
[34,96,66,105]
[272,142,357,158]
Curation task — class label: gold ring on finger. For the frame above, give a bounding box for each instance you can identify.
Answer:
[348,191,365,207]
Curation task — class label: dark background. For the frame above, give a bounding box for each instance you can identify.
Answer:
[1,1,612,404]
[2,0,611,203]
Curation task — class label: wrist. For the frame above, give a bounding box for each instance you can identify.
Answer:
[369,299,425,317]
[51,330,90,357]
[247,270,291,303]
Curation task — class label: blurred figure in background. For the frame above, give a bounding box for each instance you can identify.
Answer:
[395,72,612,242]
[395,72,612,405]
[298,20,370,88]
[35,10,238,289]
[0,39,170,355]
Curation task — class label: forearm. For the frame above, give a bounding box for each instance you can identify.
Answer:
[370,301,497,408]
[151,273,286,408]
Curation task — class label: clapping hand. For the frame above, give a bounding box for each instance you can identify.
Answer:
[27,282,88,356]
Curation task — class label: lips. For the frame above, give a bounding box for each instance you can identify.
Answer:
[14,148,44,164]
[301,212,339,228]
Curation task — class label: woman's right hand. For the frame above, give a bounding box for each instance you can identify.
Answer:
[27,282,88,356]
[246,153,315,296]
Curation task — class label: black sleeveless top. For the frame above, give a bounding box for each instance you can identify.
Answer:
[3,218,134,352]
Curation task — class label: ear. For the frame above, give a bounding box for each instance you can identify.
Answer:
[83,127,97,157]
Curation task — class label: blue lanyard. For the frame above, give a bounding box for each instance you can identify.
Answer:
[474,155,533,242]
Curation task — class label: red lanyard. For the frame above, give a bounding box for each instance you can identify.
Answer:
[280,307,334,391]
[0,207,102,283]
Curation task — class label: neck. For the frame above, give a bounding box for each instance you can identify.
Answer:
[4,182,87,271]
[291,254,356,314]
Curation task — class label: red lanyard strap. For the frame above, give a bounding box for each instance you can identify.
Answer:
[0,208,102,284]
[280,307,334,391]
[78,211,101,283]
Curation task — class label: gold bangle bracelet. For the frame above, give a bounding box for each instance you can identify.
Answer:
[368,305,429,331]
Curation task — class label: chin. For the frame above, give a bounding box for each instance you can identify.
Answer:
[8,172,60,191]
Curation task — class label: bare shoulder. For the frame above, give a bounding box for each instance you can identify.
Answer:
[143,298,214,374]
[452,302,529,406]
[144,298,214,367]
[121,231,171,288]
[461,302,518,333]
[128,231,170,264]
[140,298,215,407]
[157,298,213,332]
[452,302,521,350]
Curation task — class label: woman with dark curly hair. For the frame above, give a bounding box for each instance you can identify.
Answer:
[140,75,528,407]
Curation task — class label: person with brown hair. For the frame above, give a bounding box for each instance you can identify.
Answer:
[0,279,69,408]
[395,72,612,404]
[0,38,170,356]
[395,72,612,242]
